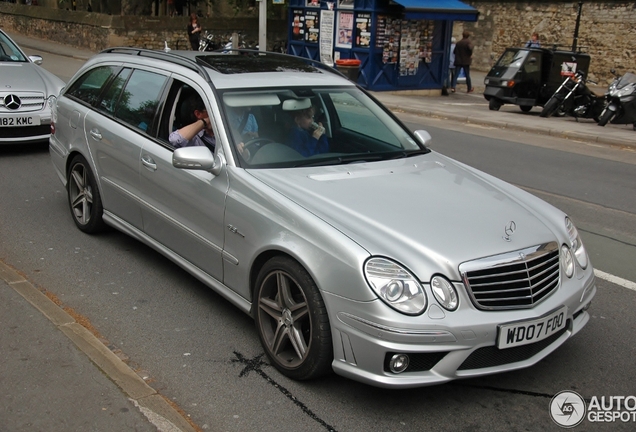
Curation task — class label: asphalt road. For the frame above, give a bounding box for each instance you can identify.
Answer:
[1,47,634,432]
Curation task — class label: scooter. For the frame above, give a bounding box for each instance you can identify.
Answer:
[540,69,605,121]
[597,69,636,130]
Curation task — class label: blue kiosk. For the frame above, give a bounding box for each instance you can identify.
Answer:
[287,0,479,91]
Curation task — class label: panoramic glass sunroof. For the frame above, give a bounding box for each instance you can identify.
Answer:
[196,53,322,74]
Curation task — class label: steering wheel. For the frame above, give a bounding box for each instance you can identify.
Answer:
[243,137,274,159]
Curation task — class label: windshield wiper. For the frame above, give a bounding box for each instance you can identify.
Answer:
[294,154,386,167]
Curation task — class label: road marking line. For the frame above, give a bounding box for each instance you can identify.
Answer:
[595,269,636,292]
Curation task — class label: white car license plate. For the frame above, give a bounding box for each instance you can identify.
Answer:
[497,306,567,349]
[0,115,41,127]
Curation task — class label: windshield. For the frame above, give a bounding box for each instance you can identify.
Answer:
[221,86,427,168]
[617,72,636,88]
[495,49,529,69]
[0,32,27,62]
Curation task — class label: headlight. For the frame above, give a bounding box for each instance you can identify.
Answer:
[565,217,588,269]
[364,258,427,315]
[430,275,458,311]
[561,245,574,278]
[617,84,636,98]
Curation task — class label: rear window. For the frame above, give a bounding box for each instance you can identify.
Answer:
[111,69,168,132]
[66,66,118,106]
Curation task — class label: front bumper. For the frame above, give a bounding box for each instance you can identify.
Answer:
[324,267,596,388]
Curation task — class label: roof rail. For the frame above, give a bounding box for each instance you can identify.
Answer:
[99,47,212,82]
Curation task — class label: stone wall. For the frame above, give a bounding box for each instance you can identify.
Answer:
[2,1,633,85]
[455,1,635,85]
[0,3,287,52]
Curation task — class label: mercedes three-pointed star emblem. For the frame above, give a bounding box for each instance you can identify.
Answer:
[4,94,22,110]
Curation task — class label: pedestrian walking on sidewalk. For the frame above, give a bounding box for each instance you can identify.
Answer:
[452,31,474,93]
[448,38,457,93]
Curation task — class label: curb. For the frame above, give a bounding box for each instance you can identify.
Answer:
[382,103,636,150]
[0,260,197,432]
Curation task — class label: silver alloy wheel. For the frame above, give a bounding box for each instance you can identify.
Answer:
[67,155,105,234]
[257,269,311,368]
[254,256,333,380]
[69,162,93,226]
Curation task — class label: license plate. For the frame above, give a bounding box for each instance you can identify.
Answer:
[0,115,41,127]
[497,306,567,349]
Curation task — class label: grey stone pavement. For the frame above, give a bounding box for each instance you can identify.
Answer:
[1,30,634,432]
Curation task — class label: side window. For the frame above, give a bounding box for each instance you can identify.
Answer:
[98,68,132,115]
[112,69,168,133]
[65,65,117,106]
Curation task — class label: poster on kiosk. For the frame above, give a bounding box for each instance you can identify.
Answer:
[287,0,479,91]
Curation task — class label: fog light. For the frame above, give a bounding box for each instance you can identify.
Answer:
[389,354,409,374]
[583,302,591,311]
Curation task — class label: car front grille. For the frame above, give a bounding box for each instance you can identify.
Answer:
[0,92,45,113]
[459,242,560,310]
[457,323,568,370]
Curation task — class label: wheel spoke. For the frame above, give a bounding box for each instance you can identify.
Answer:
[258,296,282,321]
[271,323,288,355]
[289,324,307,359]
[277,272,294,309]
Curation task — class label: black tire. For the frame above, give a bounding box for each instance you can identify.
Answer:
[253,256,333,380]
[540,97,561,118]
[520,105,533,113]
[597,108,614,127]
[67,155,106,234]
[488,99,502,111]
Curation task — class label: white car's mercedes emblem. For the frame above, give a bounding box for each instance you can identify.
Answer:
[503,221,516,241]
[4,94,21,110]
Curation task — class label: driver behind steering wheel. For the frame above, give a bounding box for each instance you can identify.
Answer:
[228,106,259,161]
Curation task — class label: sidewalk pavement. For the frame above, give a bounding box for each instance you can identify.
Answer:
[1,29,634,432]
[0,262,197,432]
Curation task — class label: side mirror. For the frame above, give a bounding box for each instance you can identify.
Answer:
[173,146,225,176]
[29,55,43,65]
[414,130,432,147]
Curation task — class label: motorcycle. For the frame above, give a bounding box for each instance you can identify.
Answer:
[597,70,636,130]
[540,69,605,120]
[198,31,218,52]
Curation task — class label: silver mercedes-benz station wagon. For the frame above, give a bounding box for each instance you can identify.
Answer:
[49,48,596,388]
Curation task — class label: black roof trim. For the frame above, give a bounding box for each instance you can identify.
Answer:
[99,47,212,82]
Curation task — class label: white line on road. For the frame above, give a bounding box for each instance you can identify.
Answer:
[595,269,636,292]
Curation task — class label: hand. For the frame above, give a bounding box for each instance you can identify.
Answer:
[312,123,325,139]
[236,142,251,160]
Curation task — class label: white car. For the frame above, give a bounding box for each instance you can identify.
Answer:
[0,29,65,144]
[49,48,596,388]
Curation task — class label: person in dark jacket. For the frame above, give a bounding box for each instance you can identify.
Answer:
[187,13,202,50]
[451,31,475,93]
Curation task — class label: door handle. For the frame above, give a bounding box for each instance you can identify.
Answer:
[141,155,157,171]
[89,128,102,140]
